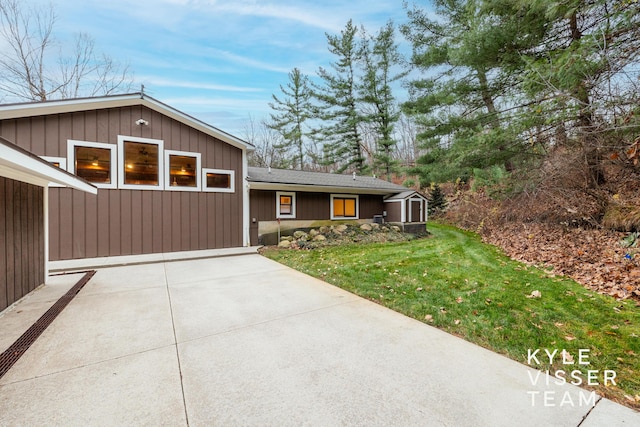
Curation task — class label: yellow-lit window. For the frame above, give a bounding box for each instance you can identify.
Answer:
[123,141,159,186]
[165,150,201,191]
[75,146,112,184]
[332,196,357,218]
[280,195,292,214]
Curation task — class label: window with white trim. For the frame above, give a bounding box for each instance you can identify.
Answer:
[202,168,235,193]
[118,135,164,190]
[331,194,359,219]
[40,156,67,187]
[67,140,117,189]
[164,150,201,191]
[276,191,296,219]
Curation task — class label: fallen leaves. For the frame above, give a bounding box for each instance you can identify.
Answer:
[526,290,542,299]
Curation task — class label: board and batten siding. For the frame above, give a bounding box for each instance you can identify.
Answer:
[0,105,243,261]
[0,177,45,311]
[249,190,385,221]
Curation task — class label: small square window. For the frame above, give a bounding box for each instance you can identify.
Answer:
[40,156,67,187]
[67,140,116,189]
[118,135,164,190]
[276,191,296,218]
[202,168,235,193]
[165,150,201,191]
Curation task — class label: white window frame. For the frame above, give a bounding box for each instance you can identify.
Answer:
[276,191,296,219]
[330,194,359,220]
[164,149,202,192]
[40,156,67,187]
[67,140,117,189]
[118,135,164,191]
[202,168,235,193]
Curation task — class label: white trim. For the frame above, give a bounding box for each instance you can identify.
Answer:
[330,194,359,220]
[202,168,235,193]
[117,135,164,191]
[44,188,49,283]
[276,191,296,219]
[40,156,67,187]
[242,150,250,246]
[164,149,201,191]
[401,199,407,222]
[67,140,117,189]
[248,181,397,195]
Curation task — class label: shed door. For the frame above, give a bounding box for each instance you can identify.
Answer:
[409,199,423,222]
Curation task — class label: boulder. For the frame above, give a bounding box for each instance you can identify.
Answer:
[370,222,380,229]
[278,240,292,248]
[336,224,348,232]
[391,226,401,232]
[360,223,372,231]
[309,229,319,237]
[293,230,308,239]
[319,226,329,234]
[313,234,326,242]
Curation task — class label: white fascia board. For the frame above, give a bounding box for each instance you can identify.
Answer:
[0,143,97,193]
[247,181,396,195]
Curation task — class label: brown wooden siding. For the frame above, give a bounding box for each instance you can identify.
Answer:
[1,177,44,312]
[0,105,244,260]
[249,190,385,221]
[384,200,402,222]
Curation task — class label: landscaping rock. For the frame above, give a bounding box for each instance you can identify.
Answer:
[360,223,372,231]
[319,226,329,234]
[391,226,401,232]
[309,229,319,237]
[278,240,292,248]
[371,223,380,230]
[313,234,326,242]
[293,230,308,239]
[332,228,343,235]
[336,224,348,232]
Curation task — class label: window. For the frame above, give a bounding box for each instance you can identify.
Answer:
[118,136,164,190]
[276,191,296,219]
[41,156,67,187]
[202,168,235,193]
[164,150,201,191]
[331,194,359,219]
[67,140,116,189]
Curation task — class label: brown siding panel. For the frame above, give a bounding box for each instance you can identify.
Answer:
[0,177,45,312]
[1,105,245,261]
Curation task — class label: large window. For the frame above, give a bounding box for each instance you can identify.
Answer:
[67,140,117,189]
[202,168,235,193]
[331,194,359,219]
[276,191,296,219]
[164,150,201,191]
[118,136,164,190]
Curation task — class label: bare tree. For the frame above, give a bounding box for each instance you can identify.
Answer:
[0,0,132,102]
[244,115,290,169]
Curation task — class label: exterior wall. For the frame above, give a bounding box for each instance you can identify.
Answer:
[384,200,402,222]
[0,177,44,311]
[0,105,243,260]
[249,189,385,245]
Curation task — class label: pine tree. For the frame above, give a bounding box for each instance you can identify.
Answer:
[267,68,313,170]
[359,21,407,180]
[428,183,447,215]
[314,20,366,173]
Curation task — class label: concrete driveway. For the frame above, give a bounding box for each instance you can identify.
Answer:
[0,253,638,426]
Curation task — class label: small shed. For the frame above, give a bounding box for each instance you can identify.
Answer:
[0,137,96,312]
[384,190,429,225]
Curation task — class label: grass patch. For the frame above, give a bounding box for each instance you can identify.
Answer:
[263,222,640,409]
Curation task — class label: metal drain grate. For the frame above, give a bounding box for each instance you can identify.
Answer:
[0,270,96,380]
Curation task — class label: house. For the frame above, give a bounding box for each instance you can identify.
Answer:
[247,167,428,245]
[0,136,96,311]
[0,93,254,262]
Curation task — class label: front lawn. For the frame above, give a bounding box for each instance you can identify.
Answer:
[262,222,640,409]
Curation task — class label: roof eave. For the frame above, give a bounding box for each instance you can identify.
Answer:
[247,181,400,195]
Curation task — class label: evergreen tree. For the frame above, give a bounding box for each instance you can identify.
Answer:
[267,68,313,170]
[427,183,447,215]
[359,21,407,180]
[314,20,366,173]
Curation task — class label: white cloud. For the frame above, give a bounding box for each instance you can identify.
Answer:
[138,76,264,92]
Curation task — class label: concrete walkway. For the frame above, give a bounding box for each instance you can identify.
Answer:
[0,254,638,426]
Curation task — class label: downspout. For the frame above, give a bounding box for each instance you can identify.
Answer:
[242,149,250,246]
[43,186,49,284]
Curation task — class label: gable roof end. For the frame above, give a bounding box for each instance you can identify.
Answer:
[0,92,254,152]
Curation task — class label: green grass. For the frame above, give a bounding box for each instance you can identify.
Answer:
[263,222,640,409]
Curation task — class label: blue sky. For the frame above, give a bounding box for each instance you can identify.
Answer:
[52,0,418,137]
